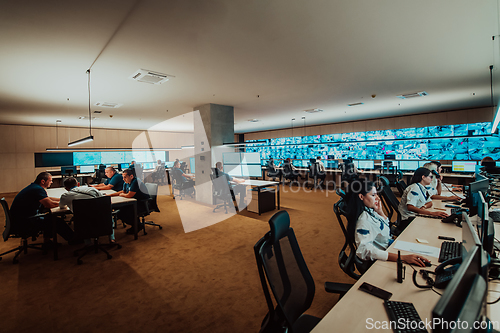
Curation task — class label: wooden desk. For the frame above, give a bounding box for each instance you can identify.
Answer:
[240,180,280,214]
[312,197,465,332]
[47,188,138,260]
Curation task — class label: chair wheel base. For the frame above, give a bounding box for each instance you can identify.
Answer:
[159,226,163,230]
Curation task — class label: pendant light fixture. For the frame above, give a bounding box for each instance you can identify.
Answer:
[68,69,94,146]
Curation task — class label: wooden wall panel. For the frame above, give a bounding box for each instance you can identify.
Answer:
[15,126,34,153]
[0,125,17,153]
[16,153,33,169]
[0,153,16,169]
[16,168,35,191]
[33,126,53,152]
[352,121,366,132]
[394,116,411,130]
[0,169,18,193]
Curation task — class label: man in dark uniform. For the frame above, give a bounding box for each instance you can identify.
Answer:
[91,166,124,191]
[170,160,195,196]
[215,161,247,209]
[108,169,150,234]
[10,172,75,247]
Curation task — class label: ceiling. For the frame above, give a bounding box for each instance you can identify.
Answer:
[0,0,499,134]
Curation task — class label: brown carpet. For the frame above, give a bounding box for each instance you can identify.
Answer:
[0,184,353,332]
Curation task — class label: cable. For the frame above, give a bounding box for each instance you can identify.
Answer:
[87,69,92,136]
[441,181,465,199]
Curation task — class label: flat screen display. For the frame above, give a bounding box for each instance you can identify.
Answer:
[452,161,477,172]
[223,153,242,164]
[190,157,195,174]
[143,162,154,170]
[79,165,95,173]
[73,152,101,166]
[224,165,242,177]
[165,161,175,168]
[399,160,419,171]
[357,160,374,170]
[101,151,125,164]
[35,152,74,168]
[242,164,262,177]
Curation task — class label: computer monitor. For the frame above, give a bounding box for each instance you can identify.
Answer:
[477,192,494,257]
[326,160,339,169]
[79,165,94,173]
[418,160,431,167]
[398,160,419,171]
[61,166,77,176]
[470,178,489,209]
[164,161,175,168]
[224,164,242,177]
[384,154,396,160]
[143,162,154,170]
[432,245,485,333]
[241,164,262,178]
[462,212,482,256]
[357,160,374,170]
[452,161,477,173]
[190,157,195,174]
[120,163,130,170]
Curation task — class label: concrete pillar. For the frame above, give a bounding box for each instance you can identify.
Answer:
[193,104,234,205]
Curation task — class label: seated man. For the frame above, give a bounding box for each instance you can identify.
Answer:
[59,177,115,244]
[152,159,166,184]
[170,160,195,196]
[108,169,150,234]
[315,156,327,186]
[91,166,124,191]
[215,161,247,209]
[266,157,281,180]
[10,172,76,248]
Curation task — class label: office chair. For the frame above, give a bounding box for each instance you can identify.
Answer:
[266,163,280,181]
[170,174,186,200]
[396,180,408,197]
[336,188,346,201]
[283,162,299,185]
[0,198,45,264]
[381,164,398,187]
[151,165,167,185]
[139,183,162,234]
[378,176,403,234]
[307,162,325,189]
[72,196,121,265]
[211,174,238,213]
[254,210,321,333]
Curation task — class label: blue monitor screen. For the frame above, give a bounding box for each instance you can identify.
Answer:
[61,166,77,175]
[143,162,154,170]
[223,153,241,164]
[79,165,95,173]
[242,164,262,177]
[120,163,130,170]
[452,161,477,172]
[101,151,125,164]
[190,157,195,174]
[357,160,374,170]
[399,160,419,171]
[74,152,101,166]
[165,161,175,168]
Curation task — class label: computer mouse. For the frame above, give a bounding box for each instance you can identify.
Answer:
[424,261,432,267]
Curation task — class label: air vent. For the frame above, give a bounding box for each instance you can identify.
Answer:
[248,119,260,122]
[347,102,364,107]
[396,91,429,99]
[303,108,324,113]
[94,102,122,108]
[129,69,174,85]
[79,116,98,120]
[93,110,102,114]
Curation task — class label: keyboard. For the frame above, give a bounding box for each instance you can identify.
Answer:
[416,214,441,219]
[384,300,427,333]
[438,241,462,263]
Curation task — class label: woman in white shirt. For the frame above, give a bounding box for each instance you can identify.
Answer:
[398,168,449,221]
[346,179,429,266]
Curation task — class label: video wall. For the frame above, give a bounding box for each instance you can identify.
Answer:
[73,151,166,165]
[245,122,500,161]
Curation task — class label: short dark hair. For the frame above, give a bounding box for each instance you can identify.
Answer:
[431,161,442,168]
[410,167,431,185]
[63,177,78,189]
[123,169,135,177]
[34,172,51,185]
[105,166,116,173]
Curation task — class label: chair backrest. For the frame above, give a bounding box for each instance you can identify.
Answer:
[1,198,12,242]
[333,199,361,280]
[72,196,113,239]
[255,210,315,331]
[212,175,231,198]
[309,162,319,177]
[283,162,292,174]
[145,183,160,212]
[341,162,357,181]
[336,189,346,200]
[396,180,408,196]
[378,176,401,222]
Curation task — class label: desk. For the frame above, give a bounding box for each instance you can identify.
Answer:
[312,197,465,332]
[241,180,280,215]
[47,188,138,260]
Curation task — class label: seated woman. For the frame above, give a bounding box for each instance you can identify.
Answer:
[398,168,449,224]
[346,179,429,267]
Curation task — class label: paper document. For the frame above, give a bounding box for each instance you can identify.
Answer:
[393,240,440,258]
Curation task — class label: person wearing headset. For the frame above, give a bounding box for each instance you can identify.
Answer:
[398,168,450,223]
[422,162,461,201]
[346,179,429,267]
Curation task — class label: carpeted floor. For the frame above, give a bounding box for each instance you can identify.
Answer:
[0,183,353,332]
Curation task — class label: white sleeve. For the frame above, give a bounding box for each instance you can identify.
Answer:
[355,212,389,261]
[59,193,70,208]
[405,184,422,208]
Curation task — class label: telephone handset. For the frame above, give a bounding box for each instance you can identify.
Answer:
[441,213,462,226]
[431,170,441,180]
[412,257,462,289]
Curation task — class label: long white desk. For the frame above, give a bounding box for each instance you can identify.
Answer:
[311,196,477,332]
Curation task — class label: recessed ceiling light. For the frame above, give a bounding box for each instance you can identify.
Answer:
[303,108,323,113]
[347,102,364,107]
[129,69,174,85]
[94,102,122,108]
[396,91,428,99]
[248,119,259,122]
[79,116,98,120]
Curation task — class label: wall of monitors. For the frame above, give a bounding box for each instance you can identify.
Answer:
[245,122,500,161]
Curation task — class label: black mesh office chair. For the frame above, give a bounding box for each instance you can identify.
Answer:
[0,198,45,264]
[378,176,404,234]
[139,183,162,234]
[283,162,299,185]
[381,162,398,187]
[266,164,281,181]
[396,180,408,197]
[211,174,238,213]
[72,196,121,264]
[254,210,321,333]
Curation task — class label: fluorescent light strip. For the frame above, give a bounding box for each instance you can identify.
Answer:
[492,105,500,134]
[46,147,182,152]
[67,135,94,147]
